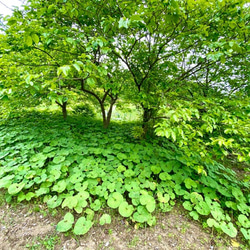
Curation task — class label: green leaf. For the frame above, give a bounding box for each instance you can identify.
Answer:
[53,156,65,164]
[47,195,63,208]
[73,63,81,72]
[189,211,199,220]
[107,192,123,209]
[52,180,67,193]
[140,194,156,213]
[240,228,250,240]
[184,178,197,189]
[194,201,210,216]
[8,182,25,195]
[118,17,130,29]
[207,218,219,228]
[56,212,74,232]
[118,201,134,217]
[183,201,193,211]
[90,199,102,211]
[133,205,151,223]
[25,36,33,46]
[57,65,71,77]
[0,175,15,189]
[31,33,39,44]
[220,222,237,238]
[87,78,96,87]
[62,195,78,209]
[238,214,250,228]
[151,165,161,174]
[99,214,111,225]
[159,172,171,181]
[73,217,93,235]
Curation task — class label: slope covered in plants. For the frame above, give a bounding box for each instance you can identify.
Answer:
[0,112,249,244]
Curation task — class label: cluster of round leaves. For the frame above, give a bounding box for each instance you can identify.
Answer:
[0,113,249,241]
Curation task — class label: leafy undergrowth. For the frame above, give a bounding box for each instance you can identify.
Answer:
[0,112,249,245]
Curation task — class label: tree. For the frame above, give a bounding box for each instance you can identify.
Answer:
[0,0,249,136]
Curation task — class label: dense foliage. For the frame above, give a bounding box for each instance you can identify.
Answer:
[0,0,250,244]
[0,113,249,241]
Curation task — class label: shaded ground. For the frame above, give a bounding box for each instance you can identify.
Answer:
[0,200,242,250]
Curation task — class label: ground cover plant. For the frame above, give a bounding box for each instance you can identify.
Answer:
[0,0,250,248]
[0,112,249,245]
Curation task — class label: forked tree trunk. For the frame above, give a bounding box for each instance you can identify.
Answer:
[101,101,115,129]
[56,101,68,120]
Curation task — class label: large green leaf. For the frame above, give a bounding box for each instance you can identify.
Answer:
[73,217,93,235]
[56,212,74,232]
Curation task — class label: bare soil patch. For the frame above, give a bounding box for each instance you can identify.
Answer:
[0,199,240,250]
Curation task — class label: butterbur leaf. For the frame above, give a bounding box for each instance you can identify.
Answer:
[159,172,171,181]
[30,153,47,162]
[90,199,102,211]
[85,208,95,221]
[117,165,126,172]
[74,181,88,192]
[28,189,39,200]
[151,165,161,174]
[8,182,25,195]
[183,201,193,211]
[225,201,237,210]
[53,156,65,164]
[62,196,78,209]
[99,214,111,225]
[117,153,127,160]
[73,217,93,235]
[47,195,63,208]
[119,201,134,217]
[140,194,156,213]
[238,214,250,228]
[207,218,219,228]
[174,184,186,195]
[202,187,217,199]
[232,187,246,202]
[52,180,67,193]
[190,192,203,204]
[184,178,197,189]
[56,212,74,232]
[211,207,225,221]
[107,192,123,208]
[0,175,15,188]
[133,206,151,223]
[77,190,89,200]
[194,201,210,216]
[220,222,237,238]
[189,211,199,220]
[147,216,156,226]
[240,228,250,240]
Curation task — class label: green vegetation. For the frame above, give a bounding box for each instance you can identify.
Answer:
[0,112,249,244]
[0,0,249,247]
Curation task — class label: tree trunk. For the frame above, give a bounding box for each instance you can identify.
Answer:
[142,106,154,135]
[62,101,67,120]
[56,101,68,120]
[100,101,115,129]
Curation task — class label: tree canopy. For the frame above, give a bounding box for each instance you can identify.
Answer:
[0,0,249,160]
